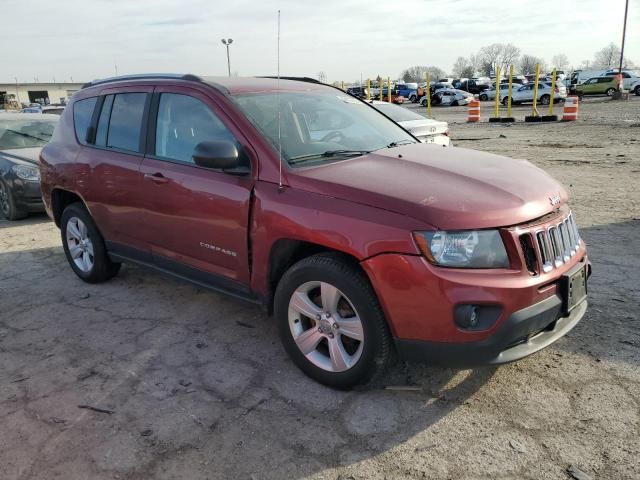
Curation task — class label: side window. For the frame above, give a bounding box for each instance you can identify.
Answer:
[95,95,114,147]
[107,93,147,152]
[154,93,236,164]
[73,97,97,145]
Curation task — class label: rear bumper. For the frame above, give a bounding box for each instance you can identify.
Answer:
[395,296,587,366]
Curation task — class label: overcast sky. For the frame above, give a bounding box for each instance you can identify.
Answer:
[1,0,638,84]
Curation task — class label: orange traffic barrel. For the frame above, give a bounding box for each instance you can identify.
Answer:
[467,99,481,122]
[562,96,579,121]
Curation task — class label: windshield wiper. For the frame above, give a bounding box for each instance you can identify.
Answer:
[289,150,371,165]
[385,140,415,148]
[5,129,50,142]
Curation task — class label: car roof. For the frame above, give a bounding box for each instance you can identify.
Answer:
[81,73,334,96]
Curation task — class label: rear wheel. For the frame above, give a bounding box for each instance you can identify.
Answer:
[409,94,417,103]
[60,203,120,283]
[606,88,616,97]
[0,179,27,221]
[274,253,392,389]
[540,94,551,105]
[479,94,488,101]
[635,86,640,96]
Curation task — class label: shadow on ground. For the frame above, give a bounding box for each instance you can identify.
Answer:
[0,220,638,479]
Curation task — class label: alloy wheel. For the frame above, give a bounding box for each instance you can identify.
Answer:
[288,281,364,372]
[66,217,94,273]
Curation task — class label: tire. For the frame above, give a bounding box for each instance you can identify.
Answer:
[540,94,550,105]
[452,100,460,106]
[502,96,510,106]
[0,178,27,221]
[479,94,488,101]
[409,94,417,103]
[605,88,616,97]
[635,86,640,96]
[274,253,392,389]
[60,202,121,283]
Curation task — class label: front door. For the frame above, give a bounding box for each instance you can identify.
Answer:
[138,87,255,287]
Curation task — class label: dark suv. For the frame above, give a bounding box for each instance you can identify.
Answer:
[40,74,589,389]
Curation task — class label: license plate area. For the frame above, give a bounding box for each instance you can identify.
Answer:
[562,264,588,314]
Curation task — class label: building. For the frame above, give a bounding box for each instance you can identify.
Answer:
[0,82,86,108]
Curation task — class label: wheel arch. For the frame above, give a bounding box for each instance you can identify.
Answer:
[266,239,363,314]
[51,188,85,227]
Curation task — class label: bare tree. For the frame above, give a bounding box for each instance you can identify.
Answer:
[551,54,569,70]
[520,54,546,75]
[478,43,520,76]
[592,42,634,69]
[317,71,327,83]
[400,65,445,83]
[452,57,475,78]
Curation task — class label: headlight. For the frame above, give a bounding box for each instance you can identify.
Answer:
[413,230,509,268]
[12,164,40,182]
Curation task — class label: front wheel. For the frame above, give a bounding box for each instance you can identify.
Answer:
[61,203,121,283]
[635,86,640,96]
[479,94,488,101]
[502,96,510,106]
[409,94,417,103]
[274,254,392,389]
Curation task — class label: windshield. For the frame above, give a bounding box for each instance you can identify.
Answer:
[233,92,417,166]
[0,117,57,149]
[374,103,425,122]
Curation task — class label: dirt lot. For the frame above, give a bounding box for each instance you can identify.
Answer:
[1,97,639,480]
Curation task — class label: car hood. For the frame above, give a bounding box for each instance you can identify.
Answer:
[288,143,568,230]
[0,147,41,166]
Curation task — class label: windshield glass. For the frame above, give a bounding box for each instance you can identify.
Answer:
[233,92,417,166]
[374,103,425,122]
[0,117,57,149]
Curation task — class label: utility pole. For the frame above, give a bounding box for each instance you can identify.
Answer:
[221,38,233,77]
[618,0,629,82]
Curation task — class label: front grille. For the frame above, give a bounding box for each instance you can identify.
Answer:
[534,212,581,273]
[519,234,537,275]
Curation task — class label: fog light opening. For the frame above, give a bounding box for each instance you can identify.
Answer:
[454,304,502,331]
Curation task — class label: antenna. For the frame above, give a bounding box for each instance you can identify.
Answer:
[277,10,283,191]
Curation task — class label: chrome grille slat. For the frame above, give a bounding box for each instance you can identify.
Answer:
[529,211,582,273]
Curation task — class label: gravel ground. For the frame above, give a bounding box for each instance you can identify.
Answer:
[1,96,639,480]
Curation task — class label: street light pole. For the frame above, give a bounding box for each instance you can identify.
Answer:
[221,38,233,77]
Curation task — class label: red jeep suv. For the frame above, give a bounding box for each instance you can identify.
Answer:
[40,74,589,389]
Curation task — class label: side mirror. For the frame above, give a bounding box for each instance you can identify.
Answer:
[192,141,249,174]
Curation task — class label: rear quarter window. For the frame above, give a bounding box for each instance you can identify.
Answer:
[73,97,98,145]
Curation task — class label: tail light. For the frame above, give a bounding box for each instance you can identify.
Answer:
[554,87,560,93]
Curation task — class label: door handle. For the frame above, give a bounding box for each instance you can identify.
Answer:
[144,172,169,184]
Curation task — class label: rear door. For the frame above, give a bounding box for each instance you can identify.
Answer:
[79,86,152,255]
[137,86,255,286]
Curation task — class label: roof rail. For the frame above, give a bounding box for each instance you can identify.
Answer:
[257,76,322,84]
[81,73,202,89]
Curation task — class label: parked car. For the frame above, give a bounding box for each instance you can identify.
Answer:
[393,83,422,102]
[42,105,65,115]
[503,82,567,105]
[600,70,640,91]
[346,86,368,99]
[371,101,450,146]
[452,78,491,95]
[0,113,58,220]
[421,88,473,106]
[573,76,619,97]
[479,83,513,101]
[40,74,589,389]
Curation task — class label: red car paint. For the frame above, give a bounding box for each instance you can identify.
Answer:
[40,76,588,361]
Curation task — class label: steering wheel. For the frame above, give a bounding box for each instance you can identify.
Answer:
[320,131,345,143]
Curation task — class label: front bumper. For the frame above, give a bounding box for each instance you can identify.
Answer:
[12,177,44,212]
[395,295,587,366]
